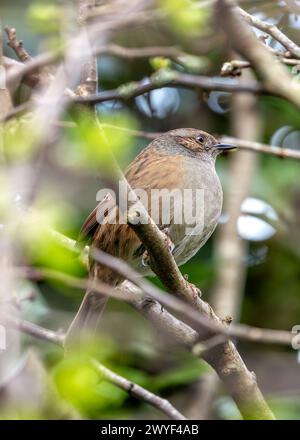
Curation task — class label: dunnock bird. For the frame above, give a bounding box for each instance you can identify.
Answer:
[66,128,235,345]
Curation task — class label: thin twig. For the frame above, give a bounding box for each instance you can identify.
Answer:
[222,135,300,160]
[221,56,300,77]
[75,71,265,105]
[95,43,188,60]
[4,27,31,62]
[217,1,300,108]
[0,101,31,123]
[95,123,300,160]
[238,6,300,58]
[91,359,187,420]
[0,313,64,345]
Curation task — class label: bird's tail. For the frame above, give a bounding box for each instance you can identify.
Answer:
[64,290,108,352]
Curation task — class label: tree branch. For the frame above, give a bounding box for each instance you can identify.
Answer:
[0,312,64,345]
[91,359,187,420]
[75,71,265,105]
[217,1,300,108]
[74,0,98,98]
[221,135,300,160]
[96,124,300,160]
[220,56,300,77]
[237,6,300,58]
[4,27,31,62]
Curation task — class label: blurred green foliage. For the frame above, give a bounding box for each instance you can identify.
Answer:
[159,0,211,37]
[59,111,138,173]
[27,3,62,35]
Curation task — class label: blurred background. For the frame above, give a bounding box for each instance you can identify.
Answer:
[0,0,300,420]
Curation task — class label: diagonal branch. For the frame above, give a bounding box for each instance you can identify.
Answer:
[91,359,187,420]
[0,312,64,345]
[237,6,300,58]
[17,263,293,347]
[217,1,300,108]
[4,27,31,62]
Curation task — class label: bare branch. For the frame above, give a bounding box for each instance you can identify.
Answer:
[15,261,286,421]
[95,43,188,60]
[4,27,31,62]
[217,1,300,108]
[75,71,265,105]
[238,6,300,58]
[221,135,300,160]
[0,313,64,345]
[0,101,30,123]
[221,56,300,77]
[81,123,300,160]
[3,9,154,90]
[74,0,98,98]
[91,359,187,420]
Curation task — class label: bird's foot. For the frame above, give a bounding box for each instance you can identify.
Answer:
[185,280,202,299]
[141,228,174,267]
[161,227,175,253]
[141,250,150,267]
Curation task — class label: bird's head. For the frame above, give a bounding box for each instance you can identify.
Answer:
[158,128,236,160]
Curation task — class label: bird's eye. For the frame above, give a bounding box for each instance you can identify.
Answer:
[196,135,205,144]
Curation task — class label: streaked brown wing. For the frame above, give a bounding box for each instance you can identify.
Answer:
[78,147,184,245]
[77,193,115,245]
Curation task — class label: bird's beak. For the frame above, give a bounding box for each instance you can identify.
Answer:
[213,143,237,151]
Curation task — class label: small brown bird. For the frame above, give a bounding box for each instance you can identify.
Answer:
[66,128,235,345]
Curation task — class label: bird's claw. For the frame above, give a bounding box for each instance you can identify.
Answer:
[141,250,150,267]
[161,227,175,254]
[141,228,174,267]
[186,280,201,299]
